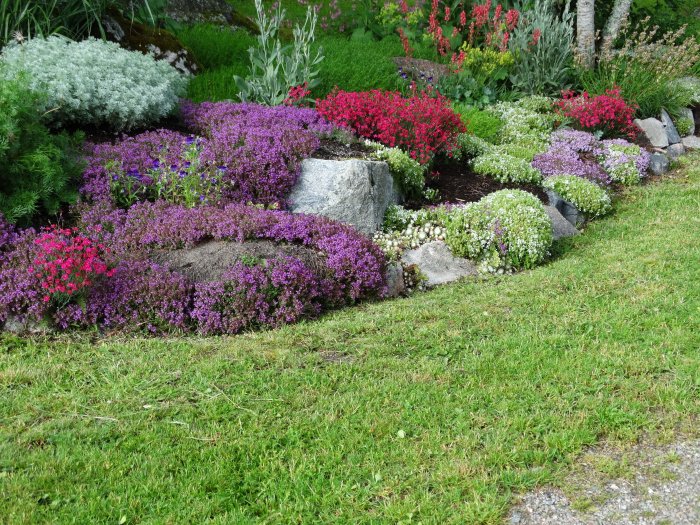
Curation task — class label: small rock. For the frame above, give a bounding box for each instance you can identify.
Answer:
[660,109,681,144]
[545,205,580,240]
[385,262,406,298]
[682,136,700,150]
[400,241,477,287]
[666,143,685,160]
[545,190,584,228]
[678,107,695,136]
[649,152,670,175]
[634,118,670,148]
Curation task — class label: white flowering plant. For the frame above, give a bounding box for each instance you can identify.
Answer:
[1,36,188,131]
[369,142,427,198]
[472,152,543,184]
[444,190,552,271]
[374,205,447,260]
[543,175,612,218]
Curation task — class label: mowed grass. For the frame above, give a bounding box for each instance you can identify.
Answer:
[1,157,700,524]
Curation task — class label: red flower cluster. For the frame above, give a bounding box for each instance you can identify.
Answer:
[316,89,465,164]
[556,87,639,140]
[32,226,114,303]
[283,82,311,107]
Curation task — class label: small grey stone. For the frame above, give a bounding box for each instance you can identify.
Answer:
[384,262,406,298]
[634,118,669,148]
[666,143,685,160]
[3,314,52,335]
[400,241,477,287]
[545,205,579,240]
[682,135,700,150]
[289,158,400,235]
[649,152,669,175]
[678,107,695,136]
[660,109,681,144]
[545,190,584,228]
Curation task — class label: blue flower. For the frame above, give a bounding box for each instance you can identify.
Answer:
[179,171,187,178]
[183,161,192,169]
[199,195,205,202]
[151,159,161,170]
[185,136,196,146]
[127,168,140,178]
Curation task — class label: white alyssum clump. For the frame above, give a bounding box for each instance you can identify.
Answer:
[1,36,188,131]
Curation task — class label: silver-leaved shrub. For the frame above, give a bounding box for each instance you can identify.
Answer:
[1,36,188,131]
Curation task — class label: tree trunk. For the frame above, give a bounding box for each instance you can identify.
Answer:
[576,0,596,69]
[602,0,633,50]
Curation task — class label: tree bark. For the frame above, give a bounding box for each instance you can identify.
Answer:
[602,0,633,50]
[576,0,596,69]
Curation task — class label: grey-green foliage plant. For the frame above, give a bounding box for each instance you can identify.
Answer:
[1,36,187,131]
[0,71,83,225]
[509,0,575,96]
[235,0,324,106]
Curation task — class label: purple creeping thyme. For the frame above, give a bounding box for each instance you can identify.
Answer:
[0,228,45,324]
[600,139,651,177]
[532,144,611,185]
[191,256,322,335]
[82,101,335,209]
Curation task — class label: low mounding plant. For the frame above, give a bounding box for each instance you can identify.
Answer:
[472,152,542,184]
[83,101,333,209]
[487,97,556,149]
[675,117,693,137]
[1,201,388,334]
[598,140,650,186]
[556,87,638,140]
[1,36,187,131]
[317,89,465,164]
[532,130,650,186]
[0,71,83,225]
[445,189,552,271]
[543,175,612,217]
[369,142,427,198]
[234,0,324,106]
[453,104,503,143]
[508,0,575,96]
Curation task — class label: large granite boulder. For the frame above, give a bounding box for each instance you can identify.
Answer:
[660,109,681,144]
[289,158,400,235]
[400,241,477,287]
[666,143,685,161]
[634,118,669,148]
[544,205,580,240]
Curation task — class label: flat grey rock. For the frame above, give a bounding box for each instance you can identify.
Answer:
[682,135,700,150]
[666,143,685,160]
[289,158,400,235]
[545,205,579,240]
[401,241,477,287]
[660,109,681,144]
[649,152,669,175]
[634,118,669,148]
[678,107,695,136]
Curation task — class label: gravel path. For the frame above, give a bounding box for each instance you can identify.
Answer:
[508,440,700,525]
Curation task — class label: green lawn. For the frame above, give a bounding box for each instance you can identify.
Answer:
[1,156,700,524]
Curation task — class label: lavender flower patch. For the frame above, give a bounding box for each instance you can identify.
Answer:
[532,144,611,186]
[83,101,335,209]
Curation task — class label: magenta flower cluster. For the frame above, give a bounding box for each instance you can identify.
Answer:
[83,101,335,209]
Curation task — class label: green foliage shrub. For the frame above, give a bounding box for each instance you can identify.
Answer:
[0,73,82,225]
[675,117,694,137]
[445,189,552,271]
[453,104,503,143]
[1,36,187,131]
[543,175,612,218]
[175,24,256,71]
[311,35,405,98]
[453,133,492,159]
